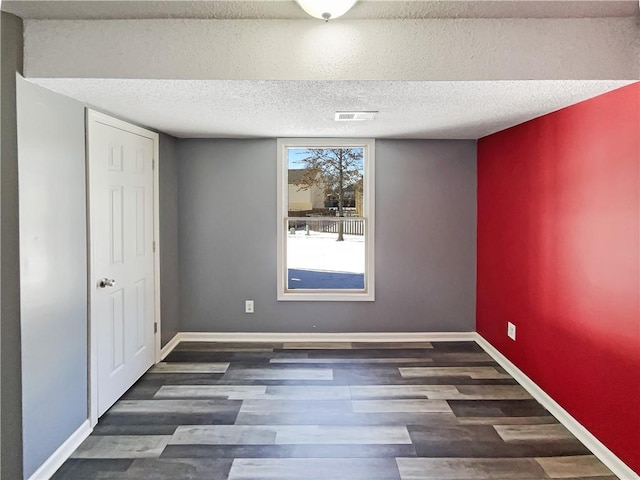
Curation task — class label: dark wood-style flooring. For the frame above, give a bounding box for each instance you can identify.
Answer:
[52,341,618,479]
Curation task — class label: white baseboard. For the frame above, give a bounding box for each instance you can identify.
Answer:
[28,420,92,480]
[158,331,476,359]
[178,331,477,343]
[160,332,182,360]
[475,333,639,480]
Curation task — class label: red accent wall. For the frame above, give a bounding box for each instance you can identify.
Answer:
[477,83,640,474]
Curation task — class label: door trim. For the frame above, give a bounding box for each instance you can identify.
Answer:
[86,109,161,426]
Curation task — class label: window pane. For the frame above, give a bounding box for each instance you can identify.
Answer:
[286,218,365,290]
[287,147,364,218]
[277,138,374,301]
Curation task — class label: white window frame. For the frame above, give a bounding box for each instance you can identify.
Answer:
[277,138,375,301]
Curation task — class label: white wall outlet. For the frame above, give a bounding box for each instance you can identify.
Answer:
[507,322,516,340]
[245,300,254,314]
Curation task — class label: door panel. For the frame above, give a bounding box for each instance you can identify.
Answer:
[110,288,125,372]
[110,186,124,264]
[134,279,147,352]
[89,113,157,418]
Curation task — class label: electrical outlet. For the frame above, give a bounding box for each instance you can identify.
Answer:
[507,322,516,340]
[245,300,254,314]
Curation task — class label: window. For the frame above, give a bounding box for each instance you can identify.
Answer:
[277,138,375,301]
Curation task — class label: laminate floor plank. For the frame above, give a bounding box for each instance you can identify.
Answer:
[282,342,354,349]
[71,435,172,459]
[164,352,275,363]
[91,424,180,436]
[427,352,494,362]
[495,423,575,442]
[176,341,282,351]
[234,411,460,426]
[154,385,268,400]
[98,458,233,480]
[50,459,133,480]
[399,366,511,380]
[536,455,616,478]
[457,416,560,425]
[108,399,242,414]
[351,342,433,349]
[131,372,226,385]
[308,350,438,359]
[98,412,239,426]
[274,425,412,444]
[150,362,230,374]
[52,341,620,479]
[239,399,352,414]
[453,385,532,400]
[222,367,333,381]
[352,399,453,413]
[350,384,459,399]
[228,458,402,479]
[161,444,417,459]
[263,385,352,399]
[119,382,164,400]
[169,424,412,445]
[448,399,552,418]
[396,457,548,479]
[270,357,435,365]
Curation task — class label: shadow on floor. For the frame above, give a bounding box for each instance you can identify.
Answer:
[288,268,364,289]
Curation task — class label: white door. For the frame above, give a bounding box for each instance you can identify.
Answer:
[88,111,158,420]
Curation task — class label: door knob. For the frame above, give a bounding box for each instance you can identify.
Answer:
[98,278,116,288]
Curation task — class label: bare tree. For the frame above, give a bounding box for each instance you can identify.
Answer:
[292,148,363,241]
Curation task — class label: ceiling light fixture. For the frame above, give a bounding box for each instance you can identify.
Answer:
[295,0,358,21]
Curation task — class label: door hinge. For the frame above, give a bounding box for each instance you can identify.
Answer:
[152,158,156,170]
[154,322,158,334]
[152,240,156,252]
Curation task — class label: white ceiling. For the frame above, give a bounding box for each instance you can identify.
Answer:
[33,79,633,139]
[4,0,638,19]
[9,0,639,139]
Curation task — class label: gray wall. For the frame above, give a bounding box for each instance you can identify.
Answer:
[1,12,24,480]
[159,133,181,346]
[177,139,477,333]
[16,76,87,479]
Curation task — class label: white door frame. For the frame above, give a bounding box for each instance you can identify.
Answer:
[86,109,161,426]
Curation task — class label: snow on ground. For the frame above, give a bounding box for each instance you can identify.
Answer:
[287,229,365,274]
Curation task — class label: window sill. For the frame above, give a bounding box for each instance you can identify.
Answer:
[277,290,375,302]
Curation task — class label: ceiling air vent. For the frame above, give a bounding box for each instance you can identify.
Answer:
[334,111,378,121]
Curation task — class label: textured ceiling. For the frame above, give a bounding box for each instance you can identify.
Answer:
[4,0,638,19]
[32,79,633,139]
[12,0,638,139]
